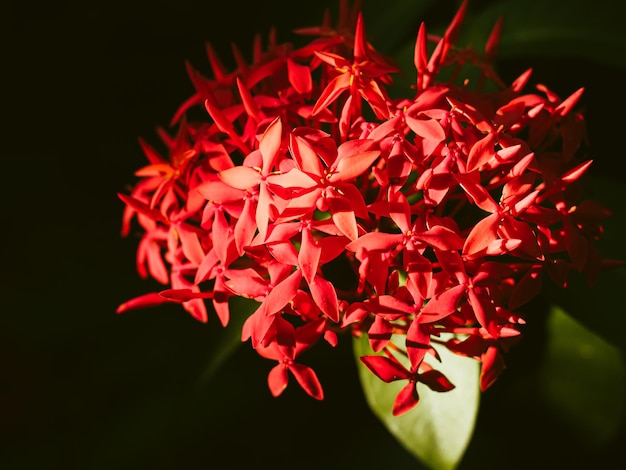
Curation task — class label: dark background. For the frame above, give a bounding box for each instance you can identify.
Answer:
[2,1,626,468]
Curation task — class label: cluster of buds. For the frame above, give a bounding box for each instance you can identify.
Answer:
[118,0,612,414]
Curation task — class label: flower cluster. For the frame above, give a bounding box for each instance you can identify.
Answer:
[118,0,612,414]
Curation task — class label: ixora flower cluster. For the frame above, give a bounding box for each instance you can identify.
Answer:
[118,1,612,415]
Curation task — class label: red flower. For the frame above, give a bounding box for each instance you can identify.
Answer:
[255,317,326,400]
[117,0,617,410]
[360,346,455,416]
[311,12,397,127]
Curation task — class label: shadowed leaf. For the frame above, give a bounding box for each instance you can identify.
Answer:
[354,333,480,470]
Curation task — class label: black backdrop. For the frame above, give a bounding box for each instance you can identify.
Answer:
[2,1,412,468]
[3,1,626,468]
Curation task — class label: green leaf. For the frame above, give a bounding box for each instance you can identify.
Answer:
[353,333,480,470]
[540,305,626,447]
[458,0,626,71]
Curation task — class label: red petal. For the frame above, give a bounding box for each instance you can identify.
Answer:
[405,252,432,301]
[204,99,250,155]
[511,189,539,216]
[426,37,446,83]
[555,87,584,117]
[289,133,325,175]
[241,303,270,345]
[139,238,169,285]
[480,346,505,391]
[466,132,496,172]
[463,213,500,258]
[560,159,593,183]
[177,224,204,265]
[467,288,499,338]
[368,316,393,352]
[347,232,403,253]
[360,355,410,382]
[263,222,300,245]
[118,193,169,225]
[267,241,299,267]
[328,197,358,241]
[331,150,380,182]
[414,22,428,77]
[446,97,492,133]
[268,364,289,397]
[419,369,455,392]
[484,238,522,256]
[289,363,324,400]
[318,236,349,264]
[299,228,322,284]
[196,179,244,202]
[309,276,339,322]
[194,249,218,285]
[294,318,326,352]
[158,288,213,302]
[419,284,466,321]
[116,292,172,313]
[224,269,268,299]
[234,198,257,255]
[324,330,338,347]
[205,41,228,82]
[387,192,411,234]
[359,79,391,119]
[134,163,173,178]
[264,269,302,316]
[511,68,533,92]
[335,182,370,218]
[484,16,503,62]
[406,115,445,141]
[454,173,500,213]
[312,50,348,69]
[255,183,273,241]
[267,168,317,196]
[416,225,464,251]
[311,73,351,116]
[375,295,414,315]
[219,166,260,190]
[260,117,283,174]
[287,57,312,95]
[247,57,283,89]
[212,276,231,326]
[212,209,231,265]
[499,216,541,259]
[235,76,261,122]
[392,382,420,416]
[444,0,468,45]
[436,249,468,283]
[406,320,430,369]
[183,298,209,323]
[353,12,367,59]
